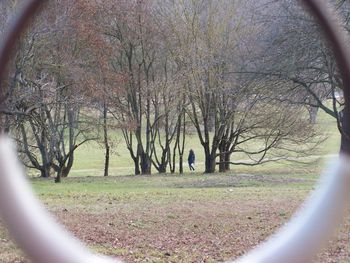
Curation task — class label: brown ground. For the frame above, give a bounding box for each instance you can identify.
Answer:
[1,173,350,262]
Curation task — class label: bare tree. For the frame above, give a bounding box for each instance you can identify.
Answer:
[163,0,322,173]
[244,0,350,130]
[3,1,99,181]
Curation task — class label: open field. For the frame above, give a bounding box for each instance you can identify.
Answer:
[1,111,348,262]
[2,168,350,262]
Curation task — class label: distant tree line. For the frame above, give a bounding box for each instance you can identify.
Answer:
[0,0,346,181]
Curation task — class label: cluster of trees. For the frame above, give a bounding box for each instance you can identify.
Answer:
[0,0,346,181]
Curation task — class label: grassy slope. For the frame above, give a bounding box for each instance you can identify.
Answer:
[68,108,340,177]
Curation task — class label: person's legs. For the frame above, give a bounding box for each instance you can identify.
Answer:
[190,163,195,171]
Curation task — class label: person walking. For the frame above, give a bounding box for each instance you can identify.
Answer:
[188,149,195,171]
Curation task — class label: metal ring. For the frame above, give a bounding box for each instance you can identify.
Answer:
[0,1,349,263]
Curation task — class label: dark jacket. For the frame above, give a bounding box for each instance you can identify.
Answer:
[188,150,195,164]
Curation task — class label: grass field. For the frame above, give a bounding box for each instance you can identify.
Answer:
[1,111,349,262]
[65,107,341,177]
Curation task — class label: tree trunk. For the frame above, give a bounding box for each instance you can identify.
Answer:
[219,148,231,173]
[62,153,74,178]
[219,152,226,173]
[130,152,140,175]
[140,152,151,174]
[158,149,168,174]
[40,166,51,178]
[204,154,216,173]
[55,168,62,183]
[179,154,183,174]
[103,103,110,177]
[62,166,71,178]
[158,163,166,173]
[134,157,141,175]
[178,112,186,174]
[340,106,350,154]
[308,106,319,124]
[104,146,110,177]
[170,145,176,174]
[135,165,141,175]
[224,152,231,171]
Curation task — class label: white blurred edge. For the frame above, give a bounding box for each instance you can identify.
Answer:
[234,153,350,263]
[0,135,120,263]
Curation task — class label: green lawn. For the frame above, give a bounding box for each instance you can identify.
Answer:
[65,108,341,177]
